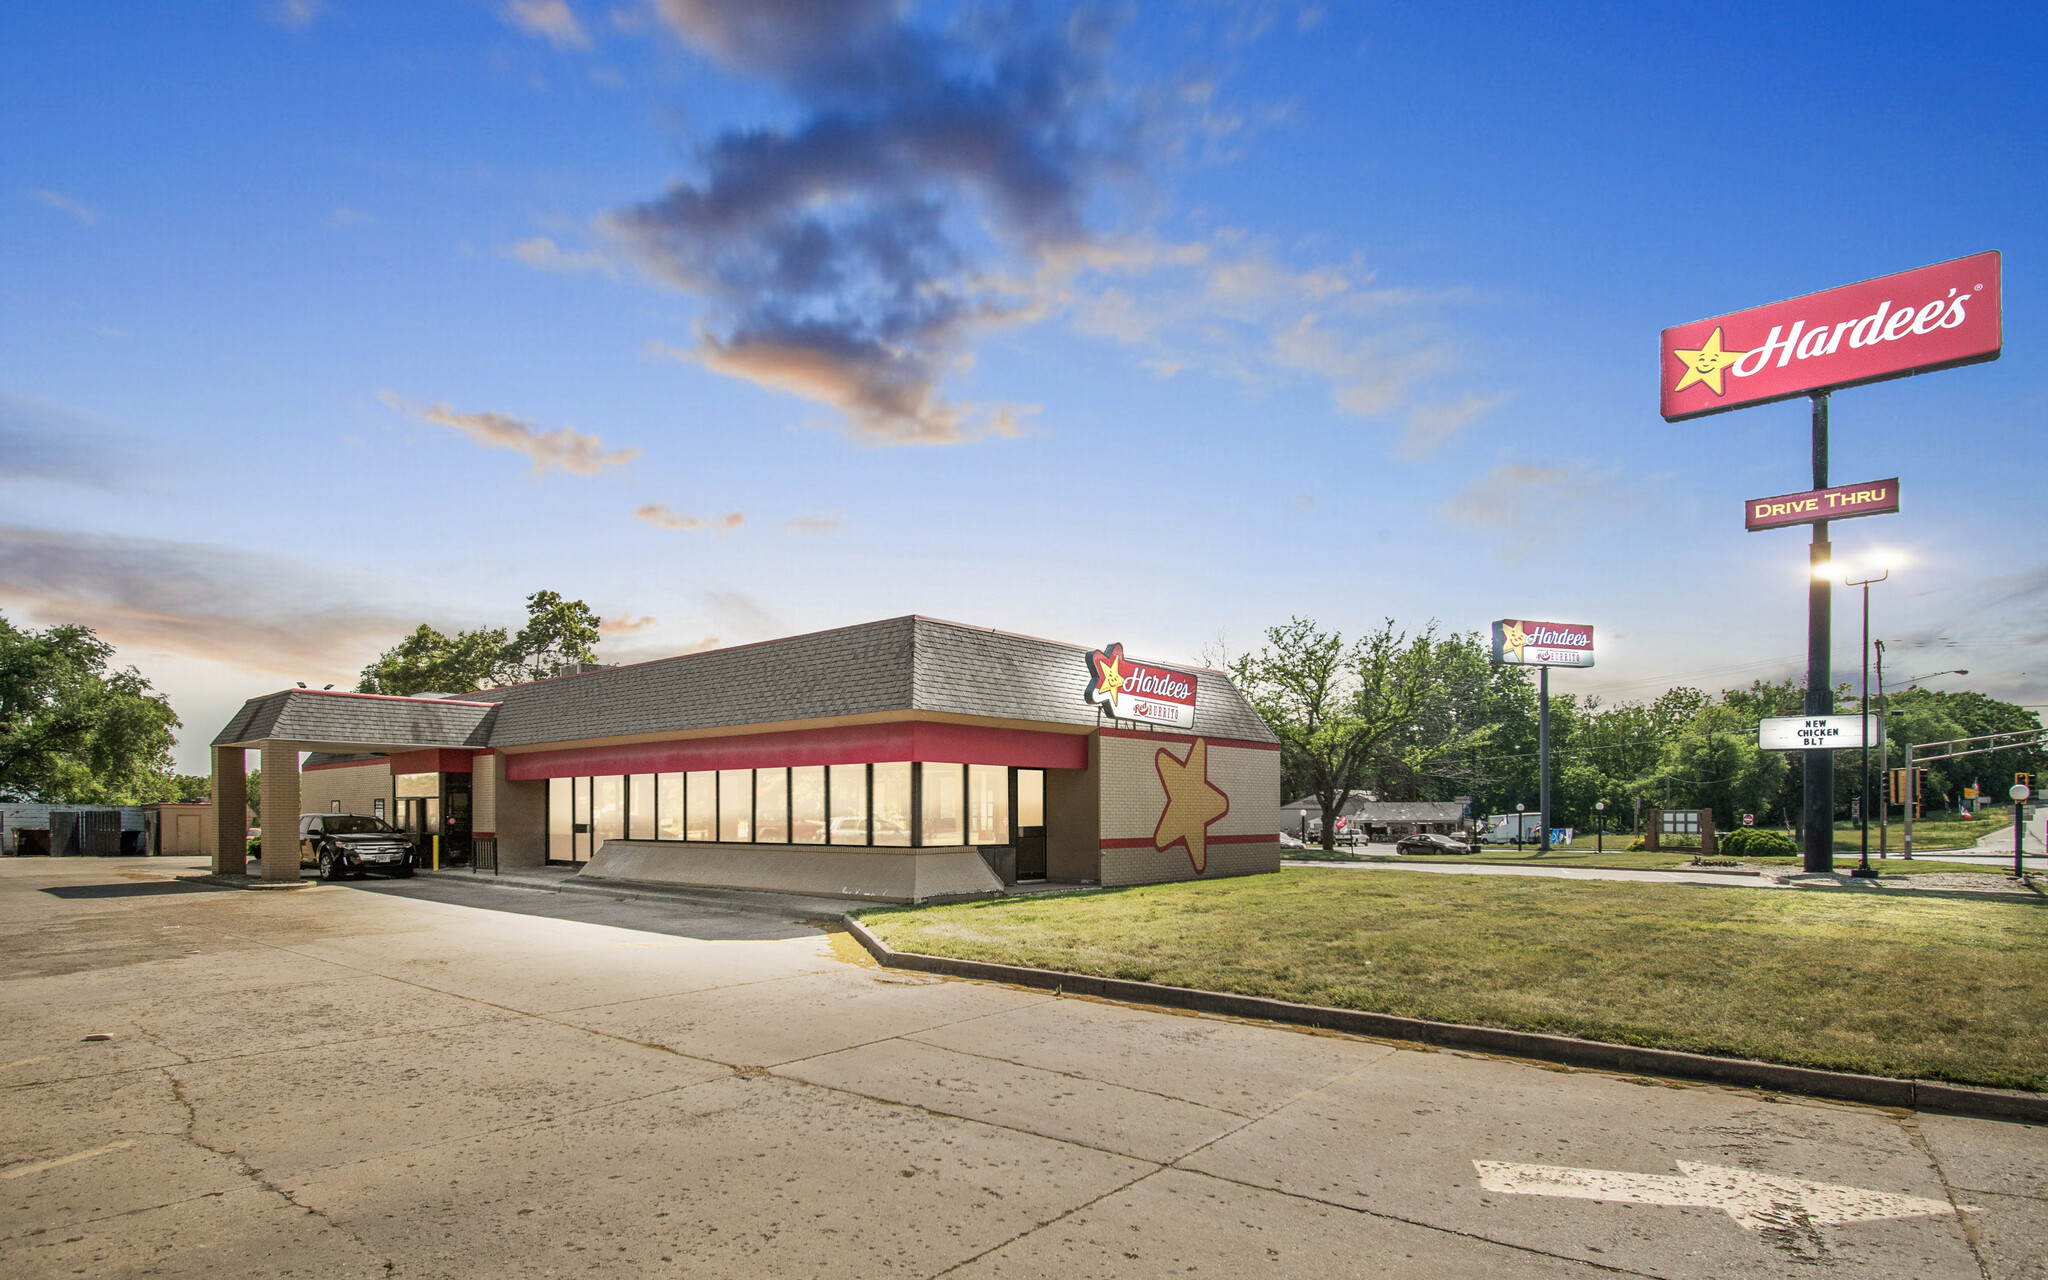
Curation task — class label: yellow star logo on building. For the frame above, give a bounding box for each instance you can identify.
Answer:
[1153,739,1231,874]
[1671,326,1747,396]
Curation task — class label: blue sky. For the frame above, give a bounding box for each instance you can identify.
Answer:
[3,1,2042,772]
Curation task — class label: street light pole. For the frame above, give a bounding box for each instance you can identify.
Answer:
[1847,570,1887,879]
[1595,800,1606,855]
[2013,783,2033,880]
[1876,640,1887,860]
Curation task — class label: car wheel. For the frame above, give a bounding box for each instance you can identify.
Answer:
[319,851,338,881]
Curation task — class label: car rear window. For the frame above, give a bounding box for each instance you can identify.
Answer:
[324,816,398,835]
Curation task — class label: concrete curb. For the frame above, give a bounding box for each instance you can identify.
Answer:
[841,917,2046,1126]
[413,867,856,922]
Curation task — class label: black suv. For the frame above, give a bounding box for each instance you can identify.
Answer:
[298,813,416,880]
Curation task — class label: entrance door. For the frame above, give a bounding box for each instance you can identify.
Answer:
[443,779,472,867]
[1014,769,1047,879]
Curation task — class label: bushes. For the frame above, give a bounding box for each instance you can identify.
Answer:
[1718,826,1796,858]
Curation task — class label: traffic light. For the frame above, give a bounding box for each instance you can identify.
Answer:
[2018,771,2037,791]
[1889,768,1921,806]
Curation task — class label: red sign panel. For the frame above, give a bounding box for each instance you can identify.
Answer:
[1083,643,1198,730]
[1745,478,1900,532]
[1491,620,1594,668]
[1661,251,2001,422]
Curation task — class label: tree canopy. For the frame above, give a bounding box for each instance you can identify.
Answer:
[1234,616,2044,837]
[0,612,194,803]
[358,590,603,695]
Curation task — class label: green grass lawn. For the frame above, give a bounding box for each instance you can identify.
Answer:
[1289,844,2005,877]
[861,868,2048,1090]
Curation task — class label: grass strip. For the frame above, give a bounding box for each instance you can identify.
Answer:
[861,868,2048,1091]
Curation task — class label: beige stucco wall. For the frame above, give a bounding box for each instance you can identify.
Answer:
[471,754,498,836]
[300,761,393,820]
[1097,731,1281,888]
[154,803,214,855]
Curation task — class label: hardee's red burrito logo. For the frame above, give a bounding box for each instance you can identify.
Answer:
[1083,643,1199,730]
[1660,251,2000,422]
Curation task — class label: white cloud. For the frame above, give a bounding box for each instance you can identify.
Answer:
[29,189,100,225]
[265,0,326,31]
[634,505,743,532]
[1400,392,1510,460]
[382,392,640,475]
[500,0,592,50]
[502,235,613,274]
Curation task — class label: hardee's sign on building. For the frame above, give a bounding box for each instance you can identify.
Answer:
[1660,251,2001,422]
[1083,643,1199,730]
[1492,620,1595,668]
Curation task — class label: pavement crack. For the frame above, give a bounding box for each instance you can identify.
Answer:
[921,1166,1170,1278]
[1900,1114,1996,1280]
[159,1062,395,1273]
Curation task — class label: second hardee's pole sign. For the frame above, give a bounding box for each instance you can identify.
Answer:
[1660,250,2001,875]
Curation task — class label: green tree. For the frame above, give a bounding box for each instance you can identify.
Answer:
[506,590,601,682]
[1235,618,1490,851]
[356,588,605,695]
[358,624,512,695]
[0,613,182,803]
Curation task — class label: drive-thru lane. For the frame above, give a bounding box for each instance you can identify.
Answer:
[3,857,2039,1278]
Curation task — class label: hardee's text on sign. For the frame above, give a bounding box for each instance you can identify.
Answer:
[1491,620,1595,668]
[1082,642,1199,730]
[1745,478,1900,532]
[1661,251,2001,422]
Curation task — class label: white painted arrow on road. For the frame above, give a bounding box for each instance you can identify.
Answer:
[1474,1160,1972,1231]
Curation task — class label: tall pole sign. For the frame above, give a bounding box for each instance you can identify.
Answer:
[1661,251,2002,872]
[1491,621,1595,854]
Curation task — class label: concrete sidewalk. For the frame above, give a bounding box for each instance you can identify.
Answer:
[3,856,2040,1278]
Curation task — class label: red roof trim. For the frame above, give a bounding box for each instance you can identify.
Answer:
[1098,727,1280,752]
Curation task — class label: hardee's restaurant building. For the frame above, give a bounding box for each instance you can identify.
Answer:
[209,617,1282,901]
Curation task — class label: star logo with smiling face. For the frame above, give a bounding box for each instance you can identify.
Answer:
[1083,643,1128,713]
[1153,739,1231,874]
[1670,326,1748,396]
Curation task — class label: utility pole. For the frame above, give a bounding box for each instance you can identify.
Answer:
[1538,666,1551,853]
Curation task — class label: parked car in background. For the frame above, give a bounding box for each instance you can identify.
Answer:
[298,813,415,880]
[1395,832,1471,856]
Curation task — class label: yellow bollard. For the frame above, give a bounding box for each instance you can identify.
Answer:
[431,833,440,871]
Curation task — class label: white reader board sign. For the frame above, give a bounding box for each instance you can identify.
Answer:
[1758,715,1881,751]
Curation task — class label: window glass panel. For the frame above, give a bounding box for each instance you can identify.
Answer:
[592,776,624,849]
[628,774,655,840]
[718,769,752,841]
[755,768,789,843]
[919,763,963,846]
[791,766,826,844]
[573,776,590,861]
[657,774,685,840]
[395,772,438,798]
[829,763,867,844]
[872,762,911,847]
[1017,769,1045,827]
[548,777,571,860]
[686,771,715,841]
[969,765,1009,844]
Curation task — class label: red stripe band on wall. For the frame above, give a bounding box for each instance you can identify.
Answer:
[388,748,475,775]
[1097,727,1280,752]
[302,757,389,772]
[1100,833,1278,849]
[505,721,1089,781]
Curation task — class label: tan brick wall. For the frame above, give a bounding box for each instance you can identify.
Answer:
[258,743,301,881]
[1097,731,1280,888]
[1044,735,1101,881]
[211,746,246,874]
[471,755,497,835]
[301,761,392,819]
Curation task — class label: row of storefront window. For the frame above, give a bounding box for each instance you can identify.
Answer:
[546,763,1045,862]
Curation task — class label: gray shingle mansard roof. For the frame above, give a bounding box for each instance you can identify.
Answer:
[213,689,496,750]
[216,617,1277,750]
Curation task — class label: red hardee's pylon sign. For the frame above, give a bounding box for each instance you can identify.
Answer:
[1661,251,2001,422]
[1659,249,2002,878]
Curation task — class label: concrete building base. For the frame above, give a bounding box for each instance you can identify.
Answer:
[578,840,1004,903]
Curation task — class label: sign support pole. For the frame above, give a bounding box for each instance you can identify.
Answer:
[1538,665,1551,853]
[1803,392,1835,873]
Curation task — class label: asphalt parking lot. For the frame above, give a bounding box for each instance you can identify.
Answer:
[3,856,2042,1278]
